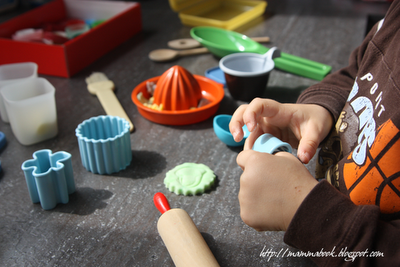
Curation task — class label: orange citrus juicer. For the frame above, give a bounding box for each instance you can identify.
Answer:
[153,65,202,110]
[131,65,224,125]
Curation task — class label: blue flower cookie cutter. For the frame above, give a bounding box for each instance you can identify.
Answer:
[75,115,132,175]
[21,149,75,210]
[252,133,292,154]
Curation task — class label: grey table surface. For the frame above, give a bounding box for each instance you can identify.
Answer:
[0,0,391,266]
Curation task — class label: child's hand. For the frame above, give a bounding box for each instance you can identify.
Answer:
[236,150,318,231]
[229,98,333,164]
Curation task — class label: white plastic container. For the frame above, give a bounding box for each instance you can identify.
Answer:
[0,62,38,122]
[0,77,58,145]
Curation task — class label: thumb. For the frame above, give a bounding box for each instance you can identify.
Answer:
[297,130,320,164]
[236,150,252,170]
[237,149,265,170]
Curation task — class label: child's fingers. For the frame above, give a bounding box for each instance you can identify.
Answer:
[242,98,291,130]
[243,126,265,150]
[230,104,248,142]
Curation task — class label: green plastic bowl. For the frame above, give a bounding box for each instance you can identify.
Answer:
[190,26,332,81]
[191,26,266,58]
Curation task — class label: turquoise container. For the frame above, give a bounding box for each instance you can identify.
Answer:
[75,115,132,174]
[252,133,292,154]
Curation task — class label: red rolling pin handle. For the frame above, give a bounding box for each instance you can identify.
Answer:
[154,192,171,214]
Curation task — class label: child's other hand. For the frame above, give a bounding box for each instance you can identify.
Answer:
[229,98,333,164]
[236,150,318,231]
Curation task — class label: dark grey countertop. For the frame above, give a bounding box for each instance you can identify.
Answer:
[0,0,391,266]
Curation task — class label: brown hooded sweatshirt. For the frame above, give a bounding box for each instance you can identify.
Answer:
[285,0,400,265]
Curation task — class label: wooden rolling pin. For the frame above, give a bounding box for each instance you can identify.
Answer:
[154,193,219,267]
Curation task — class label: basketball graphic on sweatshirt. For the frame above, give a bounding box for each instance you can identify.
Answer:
[343,119,400,214]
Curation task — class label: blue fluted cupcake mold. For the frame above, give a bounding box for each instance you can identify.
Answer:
[21,149,75,210]
[75,115,132,174]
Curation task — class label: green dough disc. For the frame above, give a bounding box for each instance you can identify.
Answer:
[164,162,216,195]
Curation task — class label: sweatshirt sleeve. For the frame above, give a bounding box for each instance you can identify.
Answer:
[296,24,377,123]
[284,180,400,266]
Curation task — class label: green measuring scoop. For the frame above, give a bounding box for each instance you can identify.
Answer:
[190,26,332,81]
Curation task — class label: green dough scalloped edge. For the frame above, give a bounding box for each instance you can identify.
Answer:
[164,162,216,195]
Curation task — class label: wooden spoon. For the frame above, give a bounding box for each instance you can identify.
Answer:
[168,38,201,49]
[148,47,209,62]
[167,36,271,49]
[252,36,271,43]
[149,36,272,62]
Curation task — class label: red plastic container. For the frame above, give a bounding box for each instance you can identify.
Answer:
[0,0,142,78]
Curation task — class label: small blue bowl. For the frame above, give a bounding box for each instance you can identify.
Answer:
[213,114,250,147]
